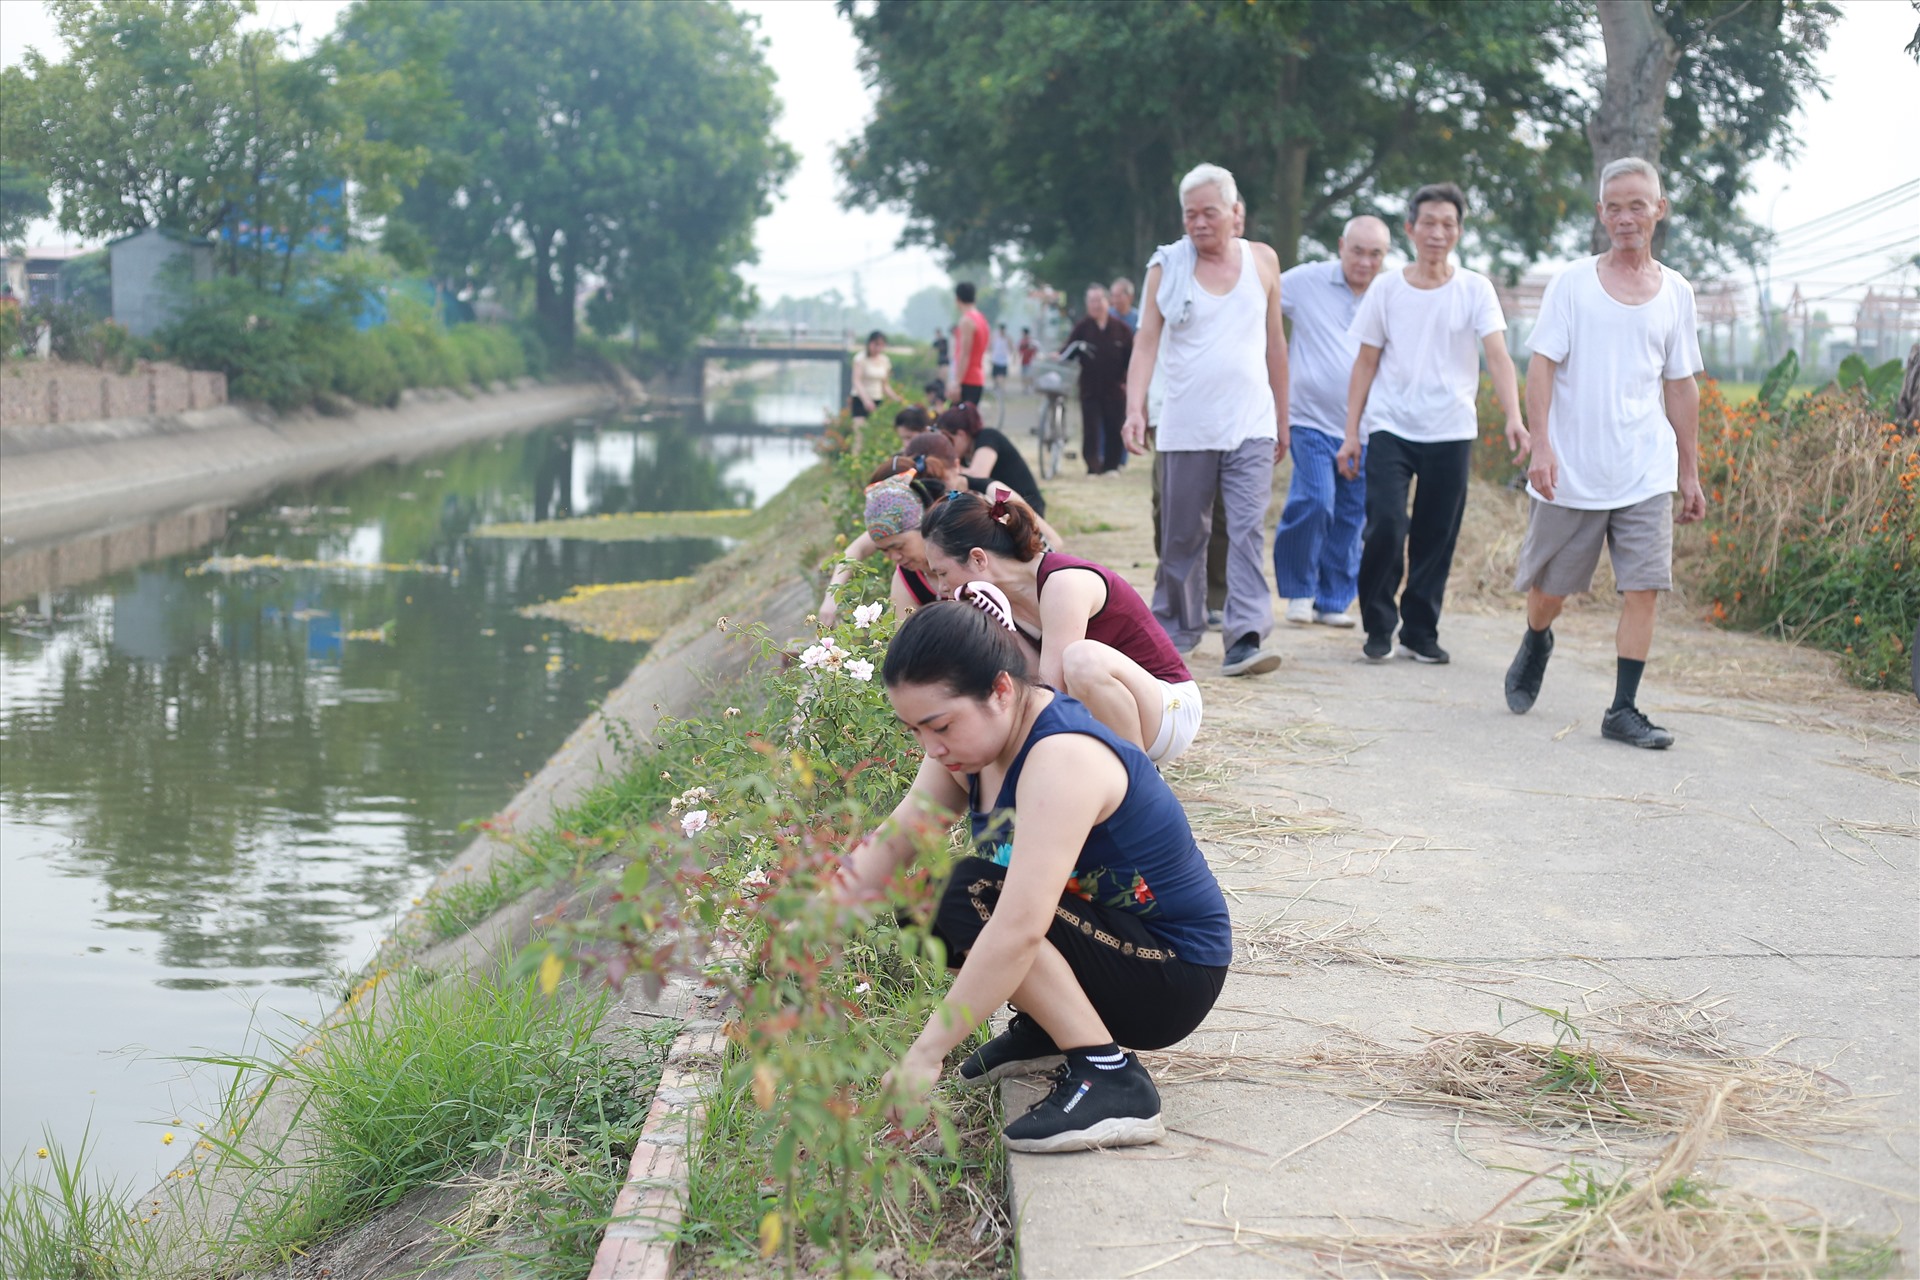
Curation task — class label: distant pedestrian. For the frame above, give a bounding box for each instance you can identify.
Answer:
[990,324,1012,396]
[1272,216,1392,630]
[849,330,898,422]
[1063,284,1133,475]
[1338,181,1525,665]
[1124,162,1289,678]
[940,402,1047,517]
[1018,328,1038,390]
[1110,277,1138,330]
[952,282,991,405]
[1504,158,1706,749]
[932,330,951,386]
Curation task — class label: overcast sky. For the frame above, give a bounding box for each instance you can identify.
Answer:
[5,0,1915,318]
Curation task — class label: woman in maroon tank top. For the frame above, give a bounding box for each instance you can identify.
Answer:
[919,491,1204,765]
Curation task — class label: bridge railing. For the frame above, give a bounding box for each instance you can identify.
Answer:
[705,325,861,350]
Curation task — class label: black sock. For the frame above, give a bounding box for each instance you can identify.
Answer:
[1524,623,1552,651]
[1064,1043,1127,1075]
[1612,657,1645,712]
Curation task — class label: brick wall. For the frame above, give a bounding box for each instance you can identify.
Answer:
[0,360,228,429]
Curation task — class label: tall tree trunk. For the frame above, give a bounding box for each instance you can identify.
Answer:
[1586,0,1680,253]
[1269,52,1306,266]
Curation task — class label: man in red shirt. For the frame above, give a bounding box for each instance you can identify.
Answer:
[951,281,991,406]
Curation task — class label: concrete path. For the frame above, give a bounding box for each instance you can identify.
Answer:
[1005,452,1918,1277]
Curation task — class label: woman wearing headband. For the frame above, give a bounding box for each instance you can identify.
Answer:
[818,474,942,627]
[919,490,1203,766]
[837,601,1230,1152]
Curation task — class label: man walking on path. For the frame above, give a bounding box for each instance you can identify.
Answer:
[1274,215,1391,629]
[1337,182,1525,665]
[1064,284,1134,475]
[951,282,991,406]
[1124,162,1289,677]
[1504,158,1707,749]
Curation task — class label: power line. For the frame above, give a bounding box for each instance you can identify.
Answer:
[1768,179,1920,243]
[1769,234,1919,280]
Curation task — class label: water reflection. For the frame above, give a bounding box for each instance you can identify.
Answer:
[0,410,818,1187]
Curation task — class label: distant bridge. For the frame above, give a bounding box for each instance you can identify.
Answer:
[671,327,861,405]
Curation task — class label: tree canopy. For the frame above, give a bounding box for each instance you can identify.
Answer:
[838,0,1838,285]
[352,0,796,358]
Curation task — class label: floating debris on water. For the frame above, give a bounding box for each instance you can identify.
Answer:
[188,554,454,577]
[519,576,696,643]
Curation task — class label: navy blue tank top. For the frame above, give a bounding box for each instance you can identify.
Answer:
[967,694,1231,966]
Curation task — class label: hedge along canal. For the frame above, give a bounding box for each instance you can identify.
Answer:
[0,398,828,1194]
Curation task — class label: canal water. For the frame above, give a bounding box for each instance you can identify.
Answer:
[0,365,834,1190]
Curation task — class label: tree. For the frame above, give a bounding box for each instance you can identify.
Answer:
[1586,0,1839,263]
[350,0,795,360]
[15,0,439,286]
[837,0,1589,285]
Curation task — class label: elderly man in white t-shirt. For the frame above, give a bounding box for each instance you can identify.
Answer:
[1338,182,1527,665]
[1503,158,1707,749]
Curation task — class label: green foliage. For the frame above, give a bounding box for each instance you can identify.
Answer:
[1756,349,1799,413]
[1693,379,1918,692]
[1834,353,1905,415]
[839,0,1590,281]
[32,301,140,373]
[348,0,796,358]
[17,1,439,277]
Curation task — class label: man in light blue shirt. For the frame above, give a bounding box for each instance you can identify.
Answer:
[1272,216,1391,627]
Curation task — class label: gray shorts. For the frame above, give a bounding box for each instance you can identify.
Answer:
[1513,493,1674,595]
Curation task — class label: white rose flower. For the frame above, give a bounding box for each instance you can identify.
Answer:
[845,658,875,682]
[853,602,884,629]
[680,809,710,836]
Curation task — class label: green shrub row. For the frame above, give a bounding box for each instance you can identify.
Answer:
[156,277,544,412]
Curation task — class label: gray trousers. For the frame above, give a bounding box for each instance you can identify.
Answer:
[1152,438,1275,650]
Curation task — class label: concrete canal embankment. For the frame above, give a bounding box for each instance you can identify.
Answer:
[0,378,618,603]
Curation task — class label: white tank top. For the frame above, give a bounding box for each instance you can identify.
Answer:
[1157,239,1278,451]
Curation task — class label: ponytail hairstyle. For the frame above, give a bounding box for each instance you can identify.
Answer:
[934,402,984,444]
[883,599,1029,701]
[866,436,950,504]
[920,487,1043,564]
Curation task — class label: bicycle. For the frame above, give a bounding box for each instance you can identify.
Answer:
[1027,341,1087,481]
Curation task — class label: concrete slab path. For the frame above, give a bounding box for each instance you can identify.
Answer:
[1002,453,1918,1278]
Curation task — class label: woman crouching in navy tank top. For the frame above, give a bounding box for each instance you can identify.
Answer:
[838,599,1230,1152]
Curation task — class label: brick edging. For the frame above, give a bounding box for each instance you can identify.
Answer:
[589,1017,727,1280]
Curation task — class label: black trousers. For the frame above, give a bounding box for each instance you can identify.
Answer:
[931,857,1227,1051]
[1358,432,1473,646]
[1080,389,1127,474]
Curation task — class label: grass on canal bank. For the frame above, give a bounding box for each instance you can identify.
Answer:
[0,959,675,1280]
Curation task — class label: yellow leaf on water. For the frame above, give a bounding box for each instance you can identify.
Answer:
[538,951,564,995]
[758,1211,783,1258]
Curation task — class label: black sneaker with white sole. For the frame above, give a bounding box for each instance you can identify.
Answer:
[1395,635,1450,664]
[1002,1052,1165,1153]
[1363,634,1392,661]
[1505,628,1553,713]
[957,1012,1064,1086]
[1221,632,1281,677]
[1601,704,1674,749]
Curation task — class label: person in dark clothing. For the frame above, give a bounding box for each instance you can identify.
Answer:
[1063,284,1134,474]
[937,403,1047,517]
[836,601,1229,1153]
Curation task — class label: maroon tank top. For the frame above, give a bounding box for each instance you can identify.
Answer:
[1035,553,1191,683]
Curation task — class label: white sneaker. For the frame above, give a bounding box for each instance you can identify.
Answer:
[1284,599,1314,625]
[1312,609,1356,628]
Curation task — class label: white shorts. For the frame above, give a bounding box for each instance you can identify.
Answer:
[1146,678,1203,766]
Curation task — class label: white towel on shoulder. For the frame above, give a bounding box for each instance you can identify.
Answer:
[1147,236,1198,330]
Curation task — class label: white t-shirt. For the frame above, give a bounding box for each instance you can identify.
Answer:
[1348,266,1505,444]
[851,351,891,404]
[1527,257,1705,510]
[1279,259,1365,438]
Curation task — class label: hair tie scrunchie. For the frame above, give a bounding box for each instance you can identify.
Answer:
[863,476,925,539]
[989,494,1011,523]
[958,581,1017,632]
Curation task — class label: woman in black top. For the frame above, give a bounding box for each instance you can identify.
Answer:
[938,403,1047,517]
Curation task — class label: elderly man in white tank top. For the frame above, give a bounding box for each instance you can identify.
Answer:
[1123,163,1290,677]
